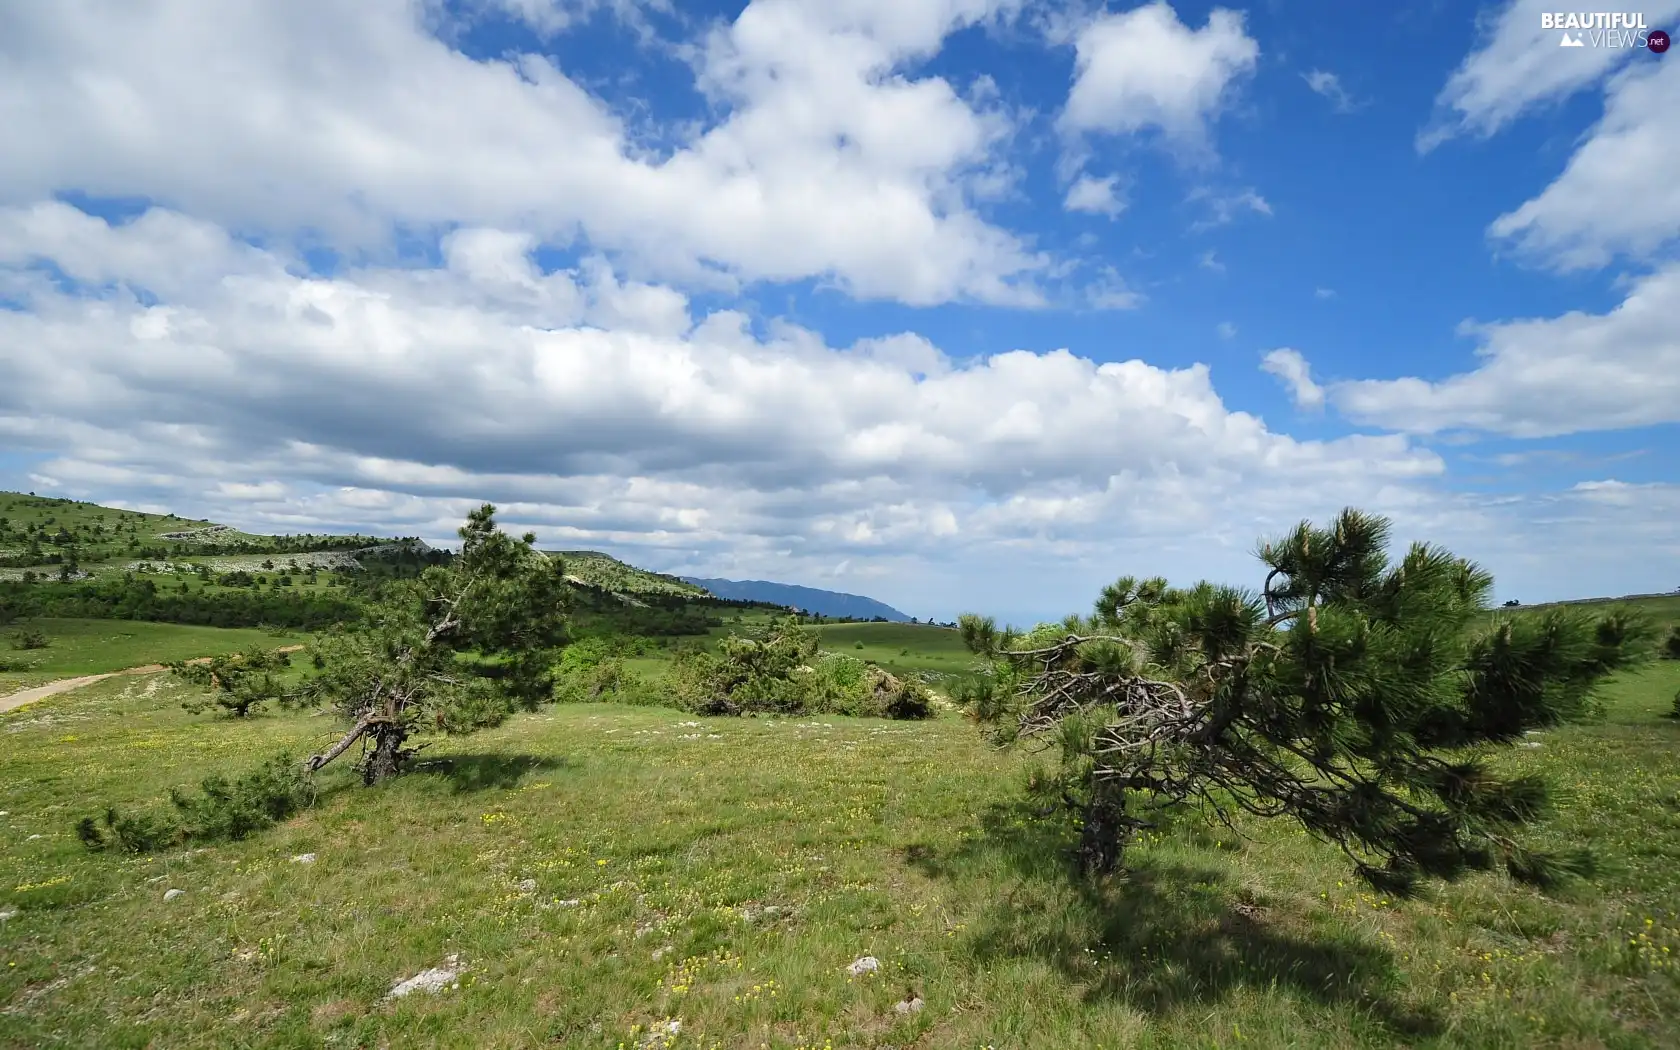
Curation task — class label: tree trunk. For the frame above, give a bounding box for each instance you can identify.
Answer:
[362,723,409,785]
[1077,786,1128,876]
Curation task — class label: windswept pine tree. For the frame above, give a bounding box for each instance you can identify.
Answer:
[298,504,571,783]
[957,509,1654,895]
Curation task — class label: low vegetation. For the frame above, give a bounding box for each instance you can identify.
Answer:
[957,510,1654,894]
[4,498,1679,1047]
[666,623,935,720]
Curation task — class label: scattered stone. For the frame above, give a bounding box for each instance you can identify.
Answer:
[638,1019,682,1047]
[894,996,925,1014]
[847,956,881,976]
[26,834,43,841]
[163,889,185,901]
[651,945,673,961]
[0,907,17,921]
[556,898,582,907]
[290,853,317,864]
[743,904,790,923]
[517,878,537,893]
[1517,741,1543,749]
[387,954,464,999]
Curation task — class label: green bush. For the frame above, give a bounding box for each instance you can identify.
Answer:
[1663,625,1680,660]
[172,648,294,717]
[670,623,933,719]
[552,638,661,706]
[76,753,313,853]
[10,627,48,650]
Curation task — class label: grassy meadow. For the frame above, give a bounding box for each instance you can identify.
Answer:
[0,619,306,694]
[2,621,1678,1048]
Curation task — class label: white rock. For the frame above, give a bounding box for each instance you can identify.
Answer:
[290,853,317,864]
[556,898,582,907]
[0,907,17,921]
[847,956,881,976]
[1517,741,1543,749]
[387,954,464,999]
[517,878,537,893]
[163,889,185,901]
[639,1019,682,1047]
[652,945,673,961]
[895,996,925,1014]
[26,834,42,841]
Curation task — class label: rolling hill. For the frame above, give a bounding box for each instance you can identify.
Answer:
[546,551,709,600]
[682,576,911,622]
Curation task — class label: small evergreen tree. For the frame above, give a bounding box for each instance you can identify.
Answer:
[293,504,570,783]
[173,648,294,717]
[958,509,1653,895]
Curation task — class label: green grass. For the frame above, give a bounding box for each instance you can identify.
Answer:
[0,619,304,693]
[3,644,1678,1047]
[810,623,975,681]
[0,490,398,581]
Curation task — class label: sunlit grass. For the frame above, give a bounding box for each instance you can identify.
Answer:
[0,655,1676,1047]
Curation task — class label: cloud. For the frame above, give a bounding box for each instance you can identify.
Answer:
[1084,266,1146,309]
[1260,348,1325,409]
[1330,265,1680,437]
[1188,186,1271,231]
[1216,321,1236,339]
[1063,173,1127,216]
[1057,2,1258,150]
[0,201,1474,617]
[1418,0,1680,149]
[1302,69,1356,113]
[1314,286,1335,299]
[0,0,1043,306]
[458,0,673,39]
[1486,61,1680,271]
[1199,249,1225,273]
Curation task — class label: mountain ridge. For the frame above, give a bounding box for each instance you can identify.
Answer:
[681,576,911,622]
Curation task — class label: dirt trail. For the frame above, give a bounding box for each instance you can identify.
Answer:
[0,645,305,715]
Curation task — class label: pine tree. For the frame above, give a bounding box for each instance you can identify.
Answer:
[296,504,571,783]
[957,509,1654,895]
[172,648,294,717]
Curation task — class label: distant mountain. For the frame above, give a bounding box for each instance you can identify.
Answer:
[682,577,911,622]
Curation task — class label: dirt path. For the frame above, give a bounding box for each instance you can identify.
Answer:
[0,645,305,715]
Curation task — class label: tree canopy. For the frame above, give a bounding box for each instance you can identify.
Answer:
[297,504,571,783]
[958,509,1654,895]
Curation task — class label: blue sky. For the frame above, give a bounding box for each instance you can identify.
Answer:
[0,0,1675,625]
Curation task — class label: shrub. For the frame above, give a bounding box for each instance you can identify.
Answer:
[1663,625,1680,660]
[10,628,48,650]
[173,648,294,717]
[670,623,934,719]
[76,753,313,853]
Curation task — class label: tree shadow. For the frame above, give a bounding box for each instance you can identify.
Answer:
[902,801,1441,1039]
[408,753,571,793]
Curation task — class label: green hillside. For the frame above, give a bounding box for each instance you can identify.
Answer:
[0,492,401,581]
[549,550,709,600]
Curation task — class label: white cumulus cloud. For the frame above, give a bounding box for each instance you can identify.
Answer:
[1058,2,1258,150]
